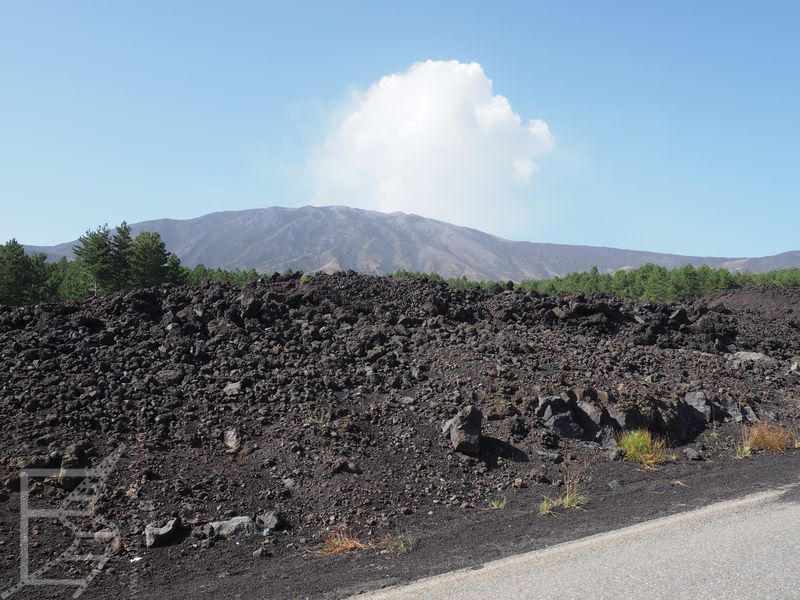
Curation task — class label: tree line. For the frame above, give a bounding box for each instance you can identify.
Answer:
[394,263,800,301]
[2,223,799,306]
[0,222,262,305]
[518,264,800,301]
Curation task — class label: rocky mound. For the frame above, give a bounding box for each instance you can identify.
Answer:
[0,274,798,586]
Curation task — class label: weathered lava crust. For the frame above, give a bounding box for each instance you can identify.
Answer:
[0,273,798,598]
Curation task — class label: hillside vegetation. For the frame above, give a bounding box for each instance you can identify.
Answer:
[394,264,800,301]
[1,223,261,305]
[2,222,799,306]
[25,206,800,280]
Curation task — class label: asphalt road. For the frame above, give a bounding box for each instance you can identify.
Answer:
[355,486,800,600]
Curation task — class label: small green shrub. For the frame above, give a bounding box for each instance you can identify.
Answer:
[618,430,671,466]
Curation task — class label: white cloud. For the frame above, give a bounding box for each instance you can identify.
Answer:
[307,60,553,235]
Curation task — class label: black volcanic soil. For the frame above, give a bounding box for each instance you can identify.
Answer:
[0,273,798,599]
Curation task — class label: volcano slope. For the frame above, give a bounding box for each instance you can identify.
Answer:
[0,273,798,599]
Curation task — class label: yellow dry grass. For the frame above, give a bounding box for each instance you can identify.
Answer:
[317,527,372,555]
[747,422,794,453]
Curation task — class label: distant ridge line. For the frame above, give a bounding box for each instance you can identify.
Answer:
[23,205,800,280]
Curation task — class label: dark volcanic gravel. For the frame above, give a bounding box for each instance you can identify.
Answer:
[0,273,798,599]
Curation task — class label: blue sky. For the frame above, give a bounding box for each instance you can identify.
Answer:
[1,1,798,257]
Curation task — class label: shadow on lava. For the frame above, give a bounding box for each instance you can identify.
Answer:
[480,437,529,467]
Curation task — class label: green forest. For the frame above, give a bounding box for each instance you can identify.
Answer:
[0,223,261,305]
[518,264,800,300]
[392,264,800,302]
[392,263,800,301]
[1,222,799,306]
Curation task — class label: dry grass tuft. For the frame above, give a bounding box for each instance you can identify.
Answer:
[733,426,752,458]
[747,422,794,453]
[489,497,507,510]
[304,408,331,427]
[317,527,372,555]
[734,442,752,458]
[618,429,672,466]
[387,530,414,555]
[538,480,587,517]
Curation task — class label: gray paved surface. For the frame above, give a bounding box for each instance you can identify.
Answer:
[355,486,800,600]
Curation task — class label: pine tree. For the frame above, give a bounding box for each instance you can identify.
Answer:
[110,221,134,291]
[673,264,701,298]
[53,257,90,301]
[130,231,169,288]
[27,252,57,303]
[73,225,115,295]
[642,264,674,301]
[0,239,33,305]
[164,253,187,285]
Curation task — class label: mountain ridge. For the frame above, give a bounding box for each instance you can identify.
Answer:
[24,205,800,280]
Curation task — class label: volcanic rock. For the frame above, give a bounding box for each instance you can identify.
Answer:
[156,369,184,385]
[0,273,797,563]
[442,406,482,456]
[683,447,704,461]
[145,517,183,548]
[537,450,563,464]
[202,516,259,538]
[223,428,241,451]
[223,382,242,396]
[683,392,711,425]
[534,395,585,440]
[255,510,286,531]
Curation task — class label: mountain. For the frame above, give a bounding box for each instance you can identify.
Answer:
[24,205,800,280]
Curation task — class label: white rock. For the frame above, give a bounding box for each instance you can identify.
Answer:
[223,381,242,395]
[732,351,767,362]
